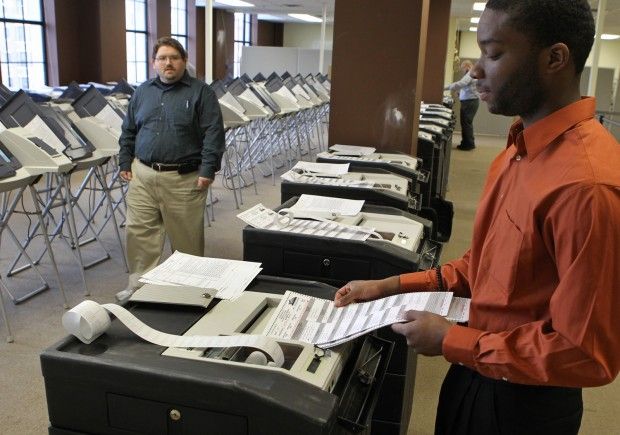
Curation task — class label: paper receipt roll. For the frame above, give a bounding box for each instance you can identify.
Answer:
[62,300,285,367]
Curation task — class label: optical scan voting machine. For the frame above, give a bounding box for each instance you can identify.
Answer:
[281,161,423,218]
[241,195,441,287]
[316,145,429,190]
[41,276,395,435]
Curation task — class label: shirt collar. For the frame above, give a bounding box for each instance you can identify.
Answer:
[506,97,596,160]
[147,70,192,89]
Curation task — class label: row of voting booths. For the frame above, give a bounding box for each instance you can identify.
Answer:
[0,82,131,335]
[1,70,332,339]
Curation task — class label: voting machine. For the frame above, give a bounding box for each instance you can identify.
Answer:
[40,276,397,435]
[316,146,428,190]
[317,145,453,241]
[280,165,438,241]
[243,197,441,287]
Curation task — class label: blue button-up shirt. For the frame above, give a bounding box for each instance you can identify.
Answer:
[446,71,479,102]
[119,71,225,179]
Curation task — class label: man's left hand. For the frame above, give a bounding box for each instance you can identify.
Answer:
[391,310,453,356]
[197,177,213,189]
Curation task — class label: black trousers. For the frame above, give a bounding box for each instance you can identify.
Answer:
[435,364,583,435]
[459,99,479,148]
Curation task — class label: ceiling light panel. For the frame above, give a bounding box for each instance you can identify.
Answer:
[288,13,322,22]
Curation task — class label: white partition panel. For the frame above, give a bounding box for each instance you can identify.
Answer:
[298,49,332,75]
[241,47,331,77]
[241,47,299,78]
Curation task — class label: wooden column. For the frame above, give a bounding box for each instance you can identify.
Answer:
[97,0,128,82]
[146,0,170,79]
[187,0,197,72]
[422,0,452,103]
[196,6,205,80]
[328,0,430,156]
[212,9,234,81]
[257,20,283,47]
[196,7,234,82]
[45,0,126,85]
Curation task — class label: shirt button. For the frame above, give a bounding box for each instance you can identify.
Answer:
[515,155,522,161]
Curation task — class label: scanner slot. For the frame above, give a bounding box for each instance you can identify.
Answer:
[200,341,303,370]
[373,183,393,189]
[375,231,396,240]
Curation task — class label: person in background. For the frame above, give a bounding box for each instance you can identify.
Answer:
[117,37,225,301]
[445,60,479,151]
[336,1,620,433]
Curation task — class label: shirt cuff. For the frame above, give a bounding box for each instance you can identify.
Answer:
[442,324,483,368]
[199,166,215,179]
[399,269,436,292]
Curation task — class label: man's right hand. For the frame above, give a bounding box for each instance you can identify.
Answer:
[120,171,132,181]
[334,276,400,307]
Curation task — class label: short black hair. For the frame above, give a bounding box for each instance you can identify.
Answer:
[152,36,187,60]
[485,0,594,74]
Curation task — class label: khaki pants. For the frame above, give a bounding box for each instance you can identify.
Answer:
[125,160,207,289]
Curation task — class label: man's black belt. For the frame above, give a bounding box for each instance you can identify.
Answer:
[139,159,199,173]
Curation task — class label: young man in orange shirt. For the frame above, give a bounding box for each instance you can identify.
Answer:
[335,1,620,433]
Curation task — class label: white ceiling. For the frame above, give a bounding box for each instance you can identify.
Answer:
[201,0,620,34]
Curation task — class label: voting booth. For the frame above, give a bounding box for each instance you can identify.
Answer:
[41,276,396,435]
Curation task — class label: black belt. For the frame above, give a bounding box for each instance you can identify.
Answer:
[139,159,199,173]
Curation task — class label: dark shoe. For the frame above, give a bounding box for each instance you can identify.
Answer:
[456,144,476,151]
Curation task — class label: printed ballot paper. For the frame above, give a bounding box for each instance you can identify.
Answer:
[139,251,261,300]
[238,197,379,242]
[263,291,470,348]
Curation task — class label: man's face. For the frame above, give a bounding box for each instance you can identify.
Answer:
[472,9,545,118]
[153,45,186,84]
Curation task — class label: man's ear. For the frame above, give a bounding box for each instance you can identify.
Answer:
[546,43,571,74]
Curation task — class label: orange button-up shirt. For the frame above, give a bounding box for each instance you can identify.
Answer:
[401,97,620,387]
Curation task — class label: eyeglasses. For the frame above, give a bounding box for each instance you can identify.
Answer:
[155,55,183,62]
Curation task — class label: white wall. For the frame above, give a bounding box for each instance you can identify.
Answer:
[283,23,334,50]
[239,22,334,76]
[449,30,620,136]
[241,46,332,76]
[458,30,620,73]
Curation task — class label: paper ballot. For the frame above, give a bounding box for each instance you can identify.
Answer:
[290,194,364,216]
[139,251,261,300]
[62,300,284,366]
[238,203,376,241]
[263,291,470,348]
[292,161,350,175]
[330,144,376,156]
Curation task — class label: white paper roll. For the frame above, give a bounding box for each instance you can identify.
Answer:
[62,300,285,367]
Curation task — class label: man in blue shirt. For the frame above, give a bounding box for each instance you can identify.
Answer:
[446,60,480,151]
[117,37,225,300]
